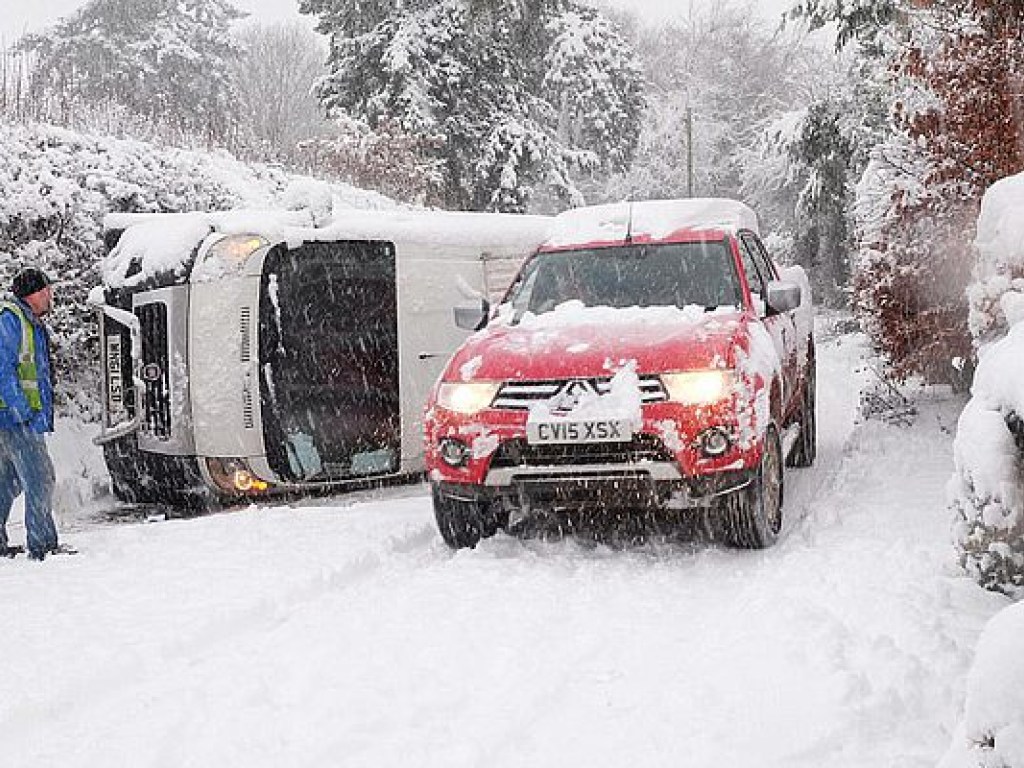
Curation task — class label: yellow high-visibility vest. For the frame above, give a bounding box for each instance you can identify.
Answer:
[0,301,42,411]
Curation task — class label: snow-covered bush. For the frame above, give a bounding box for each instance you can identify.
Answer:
[950,171,1024,598]
[951,386,1024,599]
[939,601,1024,768]
[968,174,1024,345]
[0,120,394,420]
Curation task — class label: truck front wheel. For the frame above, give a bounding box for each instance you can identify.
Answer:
[431,483,504,549]
[718,428,784,549]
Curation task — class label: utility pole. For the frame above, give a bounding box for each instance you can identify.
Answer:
[686,106,694,198]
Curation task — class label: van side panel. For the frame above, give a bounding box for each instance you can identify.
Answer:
[190,276,266,459]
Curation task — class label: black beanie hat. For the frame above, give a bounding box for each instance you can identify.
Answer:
[12,268,53,299]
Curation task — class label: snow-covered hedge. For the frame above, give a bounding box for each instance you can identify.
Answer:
[939,601,1024,768]
[950,172,1024,598]
[0,120,394,419]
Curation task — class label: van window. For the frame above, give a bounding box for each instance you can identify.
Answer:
[506,240,742,315]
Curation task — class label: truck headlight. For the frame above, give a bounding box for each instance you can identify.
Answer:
[437,381,500,415]
[661,370,734,405]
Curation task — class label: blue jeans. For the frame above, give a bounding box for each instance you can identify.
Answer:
[0,425,57,558]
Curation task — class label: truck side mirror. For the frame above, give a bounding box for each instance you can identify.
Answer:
[765,281,801,314]
[454,299,490,331]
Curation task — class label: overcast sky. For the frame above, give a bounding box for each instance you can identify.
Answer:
[2,0,793,43]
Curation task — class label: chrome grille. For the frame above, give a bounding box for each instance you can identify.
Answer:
[489,435,676,469]
[492,375,668,411]
[136,302,171,440]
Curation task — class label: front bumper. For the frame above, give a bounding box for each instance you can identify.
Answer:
[435,468,753,516]
[425,399,763,509]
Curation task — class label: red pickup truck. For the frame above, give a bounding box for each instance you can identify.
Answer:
[424,198,815,548]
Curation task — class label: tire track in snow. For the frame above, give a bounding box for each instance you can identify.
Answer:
[0,513,442,745]
[782,330,872,545]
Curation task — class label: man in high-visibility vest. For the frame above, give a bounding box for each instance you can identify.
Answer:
[0,267,59,560]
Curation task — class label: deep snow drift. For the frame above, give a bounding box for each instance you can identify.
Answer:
[0,324,1011,767]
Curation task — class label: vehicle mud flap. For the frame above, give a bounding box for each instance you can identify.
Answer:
[431,484,505,550]
[787,360,816,468]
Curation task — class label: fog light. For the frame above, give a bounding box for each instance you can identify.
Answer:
[233,469,268,493]
[439,438,471,467]
[206,457,271,495]
[698,427,732,457]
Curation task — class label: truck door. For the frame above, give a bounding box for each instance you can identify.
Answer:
[738,233,799,415]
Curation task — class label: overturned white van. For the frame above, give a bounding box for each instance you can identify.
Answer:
[93,207,552,506]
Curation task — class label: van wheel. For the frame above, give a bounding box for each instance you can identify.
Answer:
[788,362,816,468]
[719,428,783,549]
[431,484,503,549]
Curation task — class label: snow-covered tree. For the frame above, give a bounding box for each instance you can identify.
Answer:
[299,0,642,211]
[951,172,1024,599]
[297,116,446,206]
[230,21,330,162]
[603,6,817,210]
[749,56,890,307]
[790,0,1024,383]
[542,9,644,173]
[787,0,901,50]
[21,0,246,142]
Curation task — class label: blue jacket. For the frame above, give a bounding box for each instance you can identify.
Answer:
[0,298,54,433]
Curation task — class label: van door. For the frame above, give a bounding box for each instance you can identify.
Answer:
[258,240,400,483]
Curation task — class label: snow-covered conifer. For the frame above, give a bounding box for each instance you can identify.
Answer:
[542,9,644,173]
[21,0,246,142]
[300,0,642,211]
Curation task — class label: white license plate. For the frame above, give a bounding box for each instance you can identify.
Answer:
[526,419,632,445]
[106,334,124,415]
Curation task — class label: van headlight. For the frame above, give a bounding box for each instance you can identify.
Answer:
[437,381,500,414]
[661,370,734,405]
[204,234,268,273]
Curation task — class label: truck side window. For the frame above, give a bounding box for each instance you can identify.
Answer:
[738,237,764,297]
[744,233,777,283]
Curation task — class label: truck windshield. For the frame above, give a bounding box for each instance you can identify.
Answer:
[507,240,742,316]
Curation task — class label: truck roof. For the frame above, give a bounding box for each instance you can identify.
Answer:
[543,198,759,250]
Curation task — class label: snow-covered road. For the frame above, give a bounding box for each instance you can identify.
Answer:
[0,329,1009,767]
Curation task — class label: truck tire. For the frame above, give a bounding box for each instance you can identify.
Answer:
[788,361,816,468]
[720,428,783,549]
[431,484,503,550]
